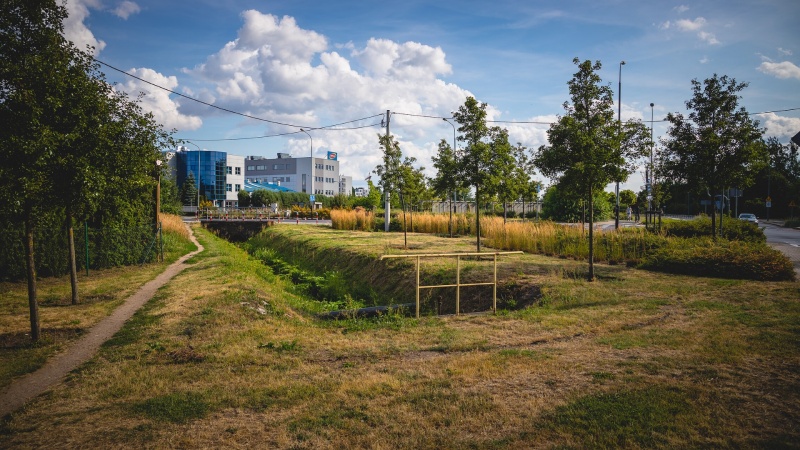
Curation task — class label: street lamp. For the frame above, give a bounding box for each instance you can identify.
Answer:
[649,103,655,216]
[155,159,162,232]
[442,118,456,238]
[300,129,313,207]
[615,60,626,230]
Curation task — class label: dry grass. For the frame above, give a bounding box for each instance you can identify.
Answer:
[330,208,375,231]
[2,225,798,449]
[0,219,195,390]
[159,213,190,239]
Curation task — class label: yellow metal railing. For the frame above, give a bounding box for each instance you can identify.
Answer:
[380,251,523,318]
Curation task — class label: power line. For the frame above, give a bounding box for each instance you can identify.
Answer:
[182,122,382,142]
[95,57,386,131]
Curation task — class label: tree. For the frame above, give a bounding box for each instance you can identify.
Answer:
[534,59,650,280]
[0,0,85,337]
[366,179,382,210]
[431,138,460,236]
[238,190,251,208]
[452,97,514,251]
[661,74,767,238]
[180,173,198,206]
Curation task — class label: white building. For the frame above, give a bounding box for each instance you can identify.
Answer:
[224,154,245,208]
[354,186,368,198]
[244,153,342,197]
[339,176,352,196]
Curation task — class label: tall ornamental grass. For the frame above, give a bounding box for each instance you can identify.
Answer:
[330,209,375,231]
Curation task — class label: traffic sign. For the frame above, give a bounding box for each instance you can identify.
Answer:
[309,195,316,202]
[766,201,772,208]
[766,196,772,202]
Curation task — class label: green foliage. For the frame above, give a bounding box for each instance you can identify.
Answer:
[639,238,795,281]
[662,217,765,243]
[661,74,768,238]
[541,184,612,222]
[159,175,183,215]
[180,172,198,206]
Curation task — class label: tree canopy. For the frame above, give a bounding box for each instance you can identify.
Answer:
[534,58,650,280]
[660,74,767,238]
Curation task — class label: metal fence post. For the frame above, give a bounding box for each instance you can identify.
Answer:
[415,255,420,319]
[456,255,461,315]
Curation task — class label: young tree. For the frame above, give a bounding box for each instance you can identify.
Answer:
[534,58,650,280]
[431,138,461,236]
[661,74,767,238]
[453,97,514,251]
[180,173,198,206]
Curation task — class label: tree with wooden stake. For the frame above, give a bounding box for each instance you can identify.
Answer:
[534,58,650,281]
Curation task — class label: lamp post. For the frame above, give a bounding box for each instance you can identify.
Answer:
[649,103,655,217]
[442,118,456,238]
[155,159,162,233]
[615,60,626,230]
[300,129,313,208]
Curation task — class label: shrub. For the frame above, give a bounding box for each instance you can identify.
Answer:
[638,239,795,281]
[662,217,765,243]
[784,219,800,228]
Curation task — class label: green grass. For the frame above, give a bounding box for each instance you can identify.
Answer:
[2,225,798,449]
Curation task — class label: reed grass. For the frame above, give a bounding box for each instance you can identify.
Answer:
[330,208,375,231]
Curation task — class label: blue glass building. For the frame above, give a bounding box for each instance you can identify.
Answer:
[175,150,228,205]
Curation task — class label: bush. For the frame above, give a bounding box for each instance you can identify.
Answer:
[662,217,765,243]
[784,219,800,228]
[638,238,795,281]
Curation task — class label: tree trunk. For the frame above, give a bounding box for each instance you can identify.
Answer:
[503,201,507,224]
[25,216,40,342]
[587,188,595,282]
[401,193,407,249]
[449,191,453,238]
[475,185,481,252]
[710,192,717,241]
[67,210,79,305]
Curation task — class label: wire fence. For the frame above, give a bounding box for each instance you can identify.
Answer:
[0,221,160,280]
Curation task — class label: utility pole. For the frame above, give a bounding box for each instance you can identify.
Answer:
[384,110,391,232]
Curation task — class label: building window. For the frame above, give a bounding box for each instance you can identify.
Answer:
[286,176,290,182]
[235,184,241,191]
[226,184,232,192]
[227,166,232,174]
[235,167,241,175]
[247,165,255,171]
[256,165,265,170]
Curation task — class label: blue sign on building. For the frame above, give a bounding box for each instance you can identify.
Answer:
[327,151,337,161]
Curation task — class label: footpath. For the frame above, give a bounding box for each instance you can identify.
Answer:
[0,224,203,418]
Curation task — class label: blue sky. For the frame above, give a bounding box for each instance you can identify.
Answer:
[66,0,800,192]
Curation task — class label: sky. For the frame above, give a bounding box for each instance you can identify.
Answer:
[63,0,800,193]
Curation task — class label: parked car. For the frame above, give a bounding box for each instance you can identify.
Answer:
[738,213,758,224]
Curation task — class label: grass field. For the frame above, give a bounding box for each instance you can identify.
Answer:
[0,214,196,391]
[1,224,798,449]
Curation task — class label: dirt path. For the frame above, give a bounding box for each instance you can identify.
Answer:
[0,224,203,418]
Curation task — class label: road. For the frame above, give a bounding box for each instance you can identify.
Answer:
[762,222,800,278]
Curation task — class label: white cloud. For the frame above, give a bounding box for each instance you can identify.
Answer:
[698,31,719,45]
[758,61,800,80]
[778,47,793,56]
[186,10,472,180]
[674,5,690,13]
[659,21,671,30]
[112,1,141,20]
[758,113,800,138]
[675,17,706,31]
[700,56,709,64]
[116,68,203,130]
[64,0,106,55]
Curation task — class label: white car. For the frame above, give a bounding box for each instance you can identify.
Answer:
[738,213,758,224]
